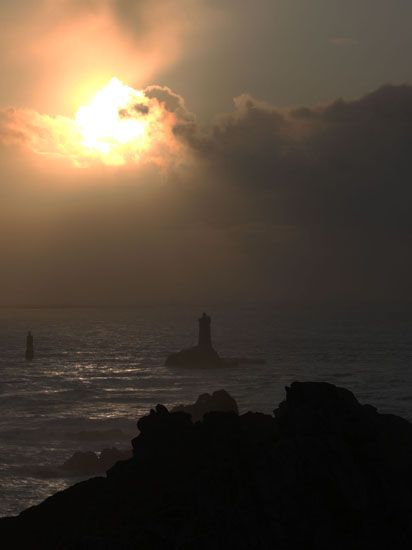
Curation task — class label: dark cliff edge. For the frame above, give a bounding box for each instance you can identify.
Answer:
[2,382,412,549]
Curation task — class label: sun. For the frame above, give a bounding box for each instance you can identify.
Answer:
[7,77,183,168]
[74,78,151,163]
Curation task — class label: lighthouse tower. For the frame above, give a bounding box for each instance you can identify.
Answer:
[166,312,222,366]
[198,312,212,349]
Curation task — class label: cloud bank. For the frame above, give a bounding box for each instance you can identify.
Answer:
[1,83,412,304]
[175,84,412,301]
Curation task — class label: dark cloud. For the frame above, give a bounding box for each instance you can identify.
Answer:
[144,85,195,121]
[144,85,185,112]
[169,84,412,301]
[134,104,150,115]
[182,84,412,230]
[118,104,150,118]
[144,84,197,140]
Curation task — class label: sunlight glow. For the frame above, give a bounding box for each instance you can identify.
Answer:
[4,77,183,168]
[62,78,176,167]
[75,78,148,156]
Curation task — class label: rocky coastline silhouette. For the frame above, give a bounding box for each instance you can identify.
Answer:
[2,381,412,549]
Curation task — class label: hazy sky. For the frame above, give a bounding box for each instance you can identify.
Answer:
[2,1,412,115]
[0,0,411,305]
[166,0,412,117]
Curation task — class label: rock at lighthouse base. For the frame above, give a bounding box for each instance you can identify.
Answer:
[165,345,223,367]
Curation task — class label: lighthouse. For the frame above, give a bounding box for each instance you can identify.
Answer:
[198,312,212,350]
[165,312,221,367]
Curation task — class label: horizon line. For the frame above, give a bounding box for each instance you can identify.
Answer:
[0,300,411,310]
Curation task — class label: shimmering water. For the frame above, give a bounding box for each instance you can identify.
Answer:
[1,304,411,517]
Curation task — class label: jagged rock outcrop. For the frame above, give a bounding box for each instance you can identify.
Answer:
[2,382,412,549]
[171,389,239,422]
[61,448,132,476]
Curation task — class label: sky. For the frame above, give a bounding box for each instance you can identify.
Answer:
[0,0,412,305]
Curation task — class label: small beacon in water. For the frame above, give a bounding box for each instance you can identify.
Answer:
[25,331,34,361]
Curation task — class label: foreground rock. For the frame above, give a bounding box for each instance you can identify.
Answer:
[171,389,239,422]
[2,382,412,549]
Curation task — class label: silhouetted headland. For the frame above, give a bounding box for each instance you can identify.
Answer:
[25,331,34,361]
[166,312,265,367]
[2,381,412,549]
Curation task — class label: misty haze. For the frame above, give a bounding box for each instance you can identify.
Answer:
[1,2,412,549]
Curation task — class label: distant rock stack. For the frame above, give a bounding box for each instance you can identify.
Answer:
[25,331,34,361]
[165,312,223,367]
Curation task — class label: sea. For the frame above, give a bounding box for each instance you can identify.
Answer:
[1,304,412,517]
